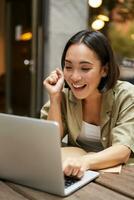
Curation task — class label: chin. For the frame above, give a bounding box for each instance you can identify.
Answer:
[72,93,87,100]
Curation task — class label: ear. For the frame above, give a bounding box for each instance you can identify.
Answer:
[101,65,108,77]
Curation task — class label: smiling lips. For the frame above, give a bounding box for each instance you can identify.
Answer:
[72,83,87,89]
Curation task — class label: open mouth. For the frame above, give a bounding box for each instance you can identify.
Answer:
[72,83,87,89]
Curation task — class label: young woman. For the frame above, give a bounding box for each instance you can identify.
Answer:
[41,30,134,178]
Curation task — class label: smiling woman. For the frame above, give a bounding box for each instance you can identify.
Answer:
[41,29,134,179]
[63,43,107,100]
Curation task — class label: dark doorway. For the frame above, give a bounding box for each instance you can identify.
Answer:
[5,0,46,117]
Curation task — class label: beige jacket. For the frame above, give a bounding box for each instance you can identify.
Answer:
[41,80,134,156]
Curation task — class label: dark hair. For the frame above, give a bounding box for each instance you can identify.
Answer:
[61,29,120,92]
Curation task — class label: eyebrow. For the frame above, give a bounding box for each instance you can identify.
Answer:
[65,59,93,65]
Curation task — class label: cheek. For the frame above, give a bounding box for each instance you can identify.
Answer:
[85,71,97,79]
[85,71,102,84]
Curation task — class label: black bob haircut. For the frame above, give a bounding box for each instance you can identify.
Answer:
[61,29,120,92]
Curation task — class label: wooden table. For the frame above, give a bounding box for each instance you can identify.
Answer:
[0,166,133,200]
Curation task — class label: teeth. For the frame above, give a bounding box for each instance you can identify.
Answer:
[73,84,84,88]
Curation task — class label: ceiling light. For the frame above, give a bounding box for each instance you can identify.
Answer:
[97,14,109,22]
[88,0,102,8]
[91,19,105,30]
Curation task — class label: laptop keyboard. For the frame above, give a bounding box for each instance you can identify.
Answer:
[64,176,80,188]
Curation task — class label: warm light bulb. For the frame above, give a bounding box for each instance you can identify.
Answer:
[97,14,109,22]
[91,19,105,30]
[20,32,32,41]
[130,34,134,40]
[88,0,102,8]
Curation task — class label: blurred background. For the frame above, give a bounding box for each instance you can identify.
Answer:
[0,0,134,117]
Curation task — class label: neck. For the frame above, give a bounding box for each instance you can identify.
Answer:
[82,91,102,125]
[83,91,102,105]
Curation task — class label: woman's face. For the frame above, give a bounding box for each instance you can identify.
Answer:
[63,43,107,100]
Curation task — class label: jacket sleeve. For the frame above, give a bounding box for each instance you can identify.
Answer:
[111,86,134,154]
[40,94,69,137]
[40,100,50,120]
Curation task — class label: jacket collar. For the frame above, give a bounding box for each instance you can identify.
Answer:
[68,89,78,104]
[100,89,114,129]
[68,88,115,130]
[68,90,82,134]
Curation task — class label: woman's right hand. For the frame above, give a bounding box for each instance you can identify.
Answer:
[43,68,64,98]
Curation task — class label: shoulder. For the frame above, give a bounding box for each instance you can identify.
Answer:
[113,80,134,101]
[103,80,134,108]
[113,80,134,94]
[102,80,134,115]
[113,80,134,107]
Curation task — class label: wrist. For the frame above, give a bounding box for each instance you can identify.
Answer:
[50,93,62,104]
[82,154,97,170]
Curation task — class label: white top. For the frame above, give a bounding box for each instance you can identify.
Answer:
[77,121,103,152]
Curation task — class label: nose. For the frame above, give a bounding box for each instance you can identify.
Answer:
[70,71,82,82]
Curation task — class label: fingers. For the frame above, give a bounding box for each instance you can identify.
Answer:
[43,68,64,95]
[44,70,59,86]
[63,158,86,179]
[43,68,64,86]
[56,68,64,78]
[55,68,64,87]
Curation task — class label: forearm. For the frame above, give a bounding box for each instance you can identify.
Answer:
[85,144,131,170]
[47,96,64,139]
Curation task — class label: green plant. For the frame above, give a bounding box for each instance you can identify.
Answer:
[108,22,134,58]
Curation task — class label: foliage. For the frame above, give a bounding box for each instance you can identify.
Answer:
[108,22,134,58]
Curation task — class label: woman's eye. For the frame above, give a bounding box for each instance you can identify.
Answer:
[65,66,72,70]
[81,68,91,71]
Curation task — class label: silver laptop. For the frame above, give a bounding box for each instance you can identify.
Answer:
[0,113,99,196]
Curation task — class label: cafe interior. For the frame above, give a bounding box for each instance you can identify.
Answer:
[0,0,134,117]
